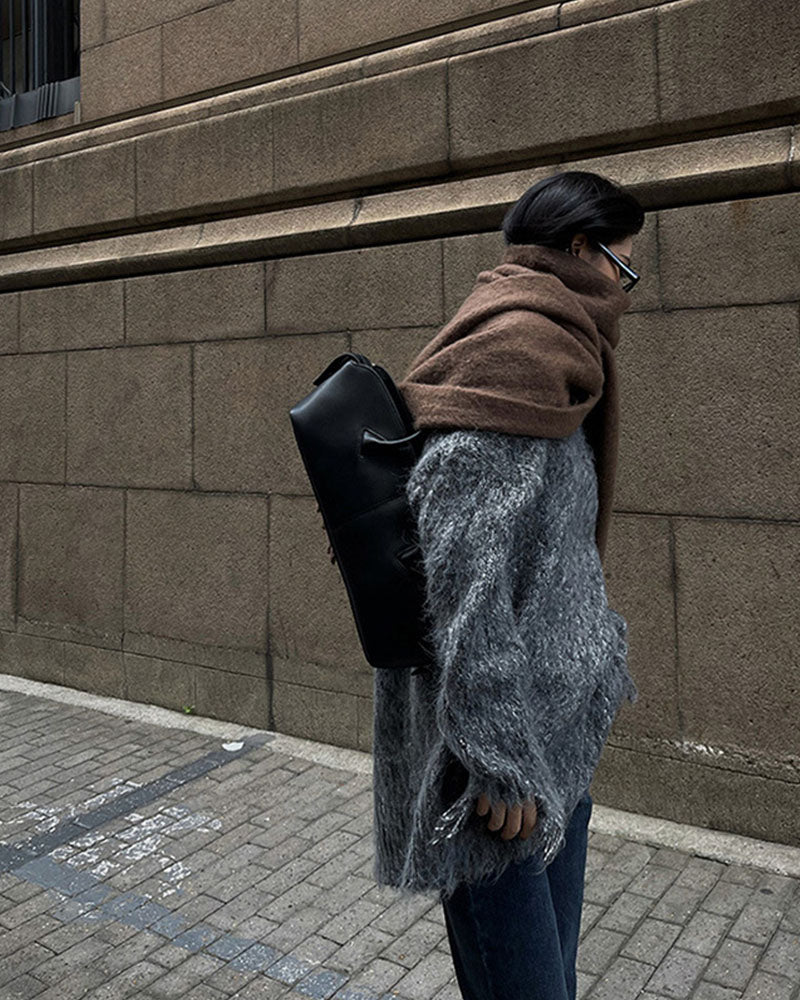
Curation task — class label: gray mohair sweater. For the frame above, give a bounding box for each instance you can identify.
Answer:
[371,422,638,902]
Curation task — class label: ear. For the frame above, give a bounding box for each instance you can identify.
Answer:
[570,232,589,253]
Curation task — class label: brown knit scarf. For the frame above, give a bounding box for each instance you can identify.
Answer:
[397,242,632,563]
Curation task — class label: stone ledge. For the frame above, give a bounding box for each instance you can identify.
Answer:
[0,124,794,291]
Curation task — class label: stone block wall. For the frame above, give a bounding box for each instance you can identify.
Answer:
[0,0,797,846]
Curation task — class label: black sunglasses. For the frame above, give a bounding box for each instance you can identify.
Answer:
[595,242,640,292]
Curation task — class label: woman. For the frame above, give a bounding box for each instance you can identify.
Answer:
[371,170,644,1000]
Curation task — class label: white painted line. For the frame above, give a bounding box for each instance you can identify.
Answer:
[2,673,797,876]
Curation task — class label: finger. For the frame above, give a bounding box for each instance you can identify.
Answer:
[500,803,523,840]
[475,793,491,817]
[520,801,538,840]
[486,800,506,832]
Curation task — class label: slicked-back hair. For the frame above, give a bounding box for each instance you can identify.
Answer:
[502,171,645,251]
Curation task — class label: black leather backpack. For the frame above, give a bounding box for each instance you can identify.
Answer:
[289,352,437,675]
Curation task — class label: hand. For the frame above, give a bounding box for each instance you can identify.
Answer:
[475,793,538,840]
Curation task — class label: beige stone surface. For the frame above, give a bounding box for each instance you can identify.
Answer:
[442,230,507,320]
[162,0,298,102]
[659,191,800,308]
[272,655,372,702]
[449,9,659,168]
[124,651,195,713]
[673,516,800,759]
[269,495,367,681]
[194,332,348,495]
[0,292,18,354]
[80,0,105,49]
[567,127,793,208]
[360,6,558,78]
[136,106,273,222]
[62,642,126,699]
[0,632,65,686]
[266,241,443,336]
[0,354,64,482]
[194,199,356,260]
[195,665,270,728]
[602,514,679,741]
[272,63,448,196]
[66,345,192,488]
[20,280,124,352]
[273,678,359,747]
[104,0,230,42]
[0,484,16,630]
[350,326,441,384]
[125,489,269,656]
[79,28,163,122]
[33,140,136,235]
[561,0,670,27]
[125,263,264,345]
[298,0,548,64]
[123,629,265,677]
[0,127,791,278]
[17,484,125,646]
[594,743,800,847]
[0,165,33,241]
[658,0,800,130]
[615,305,800,520]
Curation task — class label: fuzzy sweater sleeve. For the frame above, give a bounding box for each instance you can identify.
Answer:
[405,427,568,848]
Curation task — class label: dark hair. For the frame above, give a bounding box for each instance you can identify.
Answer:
[502,170,645,251]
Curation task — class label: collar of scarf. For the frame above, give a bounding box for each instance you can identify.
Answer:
[397,241,632,562]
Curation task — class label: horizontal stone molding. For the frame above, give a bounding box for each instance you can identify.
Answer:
[76,0,674,123]
[0,0,797,248]
[0,124,795,291]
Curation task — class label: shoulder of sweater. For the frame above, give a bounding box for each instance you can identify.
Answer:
[407,425,586,502]
[420,424,584,464]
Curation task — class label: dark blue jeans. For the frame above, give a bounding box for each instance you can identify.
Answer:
[439,790,592,1000]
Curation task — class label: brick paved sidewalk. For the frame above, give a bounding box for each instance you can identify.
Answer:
[0,675,798,1000]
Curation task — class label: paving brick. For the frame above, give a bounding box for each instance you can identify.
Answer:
[390,950,453,998]
[691,983,741,1000]
[674,909,731,957]
[2,687,800,1000]
[326,923,395,974]
[742,970,797,999]
[759,930,800,982]
[645,947,708,998]
[620,917,681,966]
[380,917,446,970]
[702,881,756,918]
[598,890,654,933]
[0,941,55,987]
[607,842,657,876]
[587,955,655,1000]
[584,866,637,906]
[85,960,164,999]
[144,953,226,998]
[316,898,385,946]
[577,925,627,975]
[703,936,762,990]
[0,973,46,1000]
[649,885,707,924]
[729,900,784,946]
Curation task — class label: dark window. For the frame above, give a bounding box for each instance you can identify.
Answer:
[0,0,79,131]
